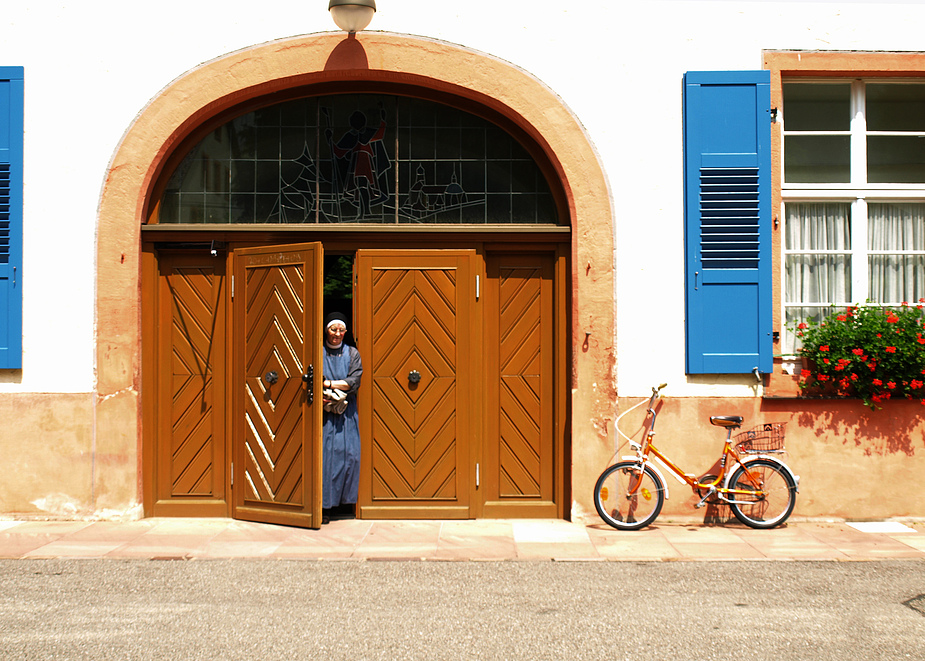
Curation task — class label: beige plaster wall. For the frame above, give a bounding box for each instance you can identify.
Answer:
[0,393,95,516]
[581,396,925,523]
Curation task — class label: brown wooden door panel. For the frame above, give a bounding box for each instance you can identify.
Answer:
[233,243,323,529]
[170,374,216,496]
[499,377,542,497]
[152,255,227,516]
[483,253,558,517]
[357,251,474,519]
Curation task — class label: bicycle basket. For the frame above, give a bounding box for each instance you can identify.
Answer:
[733,422,786,453]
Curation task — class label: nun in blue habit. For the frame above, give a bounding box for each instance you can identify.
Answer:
[321,311,363,522]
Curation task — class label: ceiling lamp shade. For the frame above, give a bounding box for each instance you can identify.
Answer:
[329,0,377,33]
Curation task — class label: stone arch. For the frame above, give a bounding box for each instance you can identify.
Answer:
[94,32,614,512]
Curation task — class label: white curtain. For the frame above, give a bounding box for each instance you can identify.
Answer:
[868,202,925,304]
[783,202,851,353]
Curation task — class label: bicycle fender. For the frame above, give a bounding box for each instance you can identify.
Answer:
[621,456,670,500]
[724,456,800,494]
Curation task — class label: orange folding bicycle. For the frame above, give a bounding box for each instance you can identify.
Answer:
[594,384,799,531]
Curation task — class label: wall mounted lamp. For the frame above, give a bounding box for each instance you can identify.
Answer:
[329,0,377,33]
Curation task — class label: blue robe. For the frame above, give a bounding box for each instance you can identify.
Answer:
[322,344,362,508]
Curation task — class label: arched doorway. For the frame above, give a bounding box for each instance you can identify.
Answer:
[95,33,614,525]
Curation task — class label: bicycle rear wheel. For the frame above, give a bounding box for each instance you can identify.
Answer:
[727,459,796,529]
[593,462,664,531]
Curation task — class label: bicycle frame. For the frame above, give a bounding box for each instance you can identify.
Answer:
[624,385,777,505]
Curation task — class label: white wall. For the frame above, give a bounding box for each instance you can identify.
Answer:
[1,0,924,395]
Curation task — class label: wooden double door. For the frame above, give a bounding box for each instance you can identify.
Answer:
[144,243,565,527]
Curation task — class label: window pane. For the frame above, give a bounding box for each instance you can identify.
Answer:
[783,83,850,131]
[869,255,925,303]
[784,135,850,183]
[867,136,925,183]
[785,254,851,303]
[784,202,851,304]
[868,202,925,303]
[158,94,559,225]
[785,202,851,251]
[783,305,839,354]
[868,202,925,250]
[866,84,925,131]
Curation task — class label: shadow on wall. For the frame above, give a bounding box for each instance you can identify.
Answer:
[0,370,23,385]
[762,398,925,457]
[325,34,369,71]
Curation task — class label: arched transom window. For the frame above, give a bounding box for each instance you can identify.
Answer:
[157,93,559,225]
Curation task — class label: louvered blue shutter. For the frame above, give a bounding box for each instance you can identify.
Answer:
[0,67,23,369]
[683,70,772,375]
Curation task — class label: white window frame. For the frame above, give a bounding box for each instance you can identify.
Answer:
[781,78,925,355]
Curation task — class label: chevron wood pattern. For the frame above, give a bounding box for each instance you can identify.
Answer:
[242,263,306,506]
[168,267,218,497]
[370,267,460,501]
[498,266,543,498]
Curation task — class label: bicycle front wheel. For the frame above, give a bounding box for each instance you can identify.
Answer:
[727,459,796,529]
[594,462,664,531]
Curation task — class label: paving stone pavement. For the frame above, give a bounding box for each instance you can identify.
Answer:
[0,517,923,561]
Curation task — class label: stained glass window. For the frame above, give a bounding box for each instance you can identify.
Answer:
[158,94,559,224]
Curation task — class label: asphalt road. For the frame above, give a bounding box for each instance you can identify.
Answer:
[1,559,923,660]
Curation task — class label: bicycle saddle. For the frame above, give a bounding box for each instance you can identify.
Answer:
[710,415,743,428]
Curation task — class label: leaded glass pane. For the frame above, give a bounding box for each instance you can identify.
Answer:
[158,94,558,225]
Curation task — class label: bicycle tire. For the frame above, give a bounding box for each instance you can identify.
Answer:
[593,462,664,531]
[727,459,796,529]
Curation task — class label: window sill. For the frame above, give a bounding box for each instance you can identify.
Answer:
[763,357,802,398]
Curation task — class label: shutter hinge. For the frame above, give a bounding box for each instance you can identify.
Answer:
[230,463,234,487]
[476,275,480,301]
[231,275,234,300]
[476,463,480,488]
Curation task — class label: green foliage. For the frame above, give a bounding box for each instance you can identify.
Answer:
[324,256,354,300]
[792,301,925,409]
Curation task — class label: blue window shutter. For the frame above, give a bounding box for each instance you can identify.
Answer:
[0,67,23,369]
[683,70,772,375]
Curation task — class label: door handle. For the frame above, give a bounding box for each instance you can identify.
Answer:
[264,371,279,385]
[408,370,421,384]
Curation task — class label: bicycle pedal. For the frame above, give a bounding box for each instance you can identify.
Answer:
[694,486,716,509]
